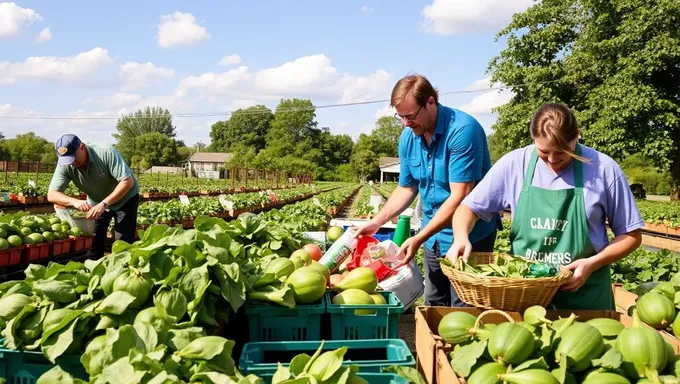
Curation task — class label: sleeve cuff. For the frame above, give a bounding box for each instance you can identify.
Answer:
[612,219,645,237]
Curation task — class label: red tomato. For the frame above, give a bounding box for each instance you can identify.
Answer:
[303,243,323,261]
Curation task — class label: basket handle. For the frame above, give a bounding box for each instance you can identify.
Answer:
[474,309,514,329]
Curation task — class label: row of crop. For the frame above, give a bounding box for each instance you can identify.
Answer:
[373,182,419,209]
[104,183,357,239]
[350,184,379,218]
[259,185,360,232]
[0,172,325,206]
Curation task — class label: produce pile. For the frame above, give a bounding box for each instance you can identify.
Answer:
[441,254,561,279]
[439,306,680,384]
[38,340,422,384]
[0,207,418,383]
[0,214,310,381]
[625,282,680,339]
[0,211,84,249]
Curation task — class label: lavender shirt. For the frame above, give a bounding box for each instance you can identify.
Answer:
[462,144,645,253]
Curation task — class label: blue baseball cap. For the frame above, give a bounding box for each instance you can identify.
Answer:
[54,134,82,166]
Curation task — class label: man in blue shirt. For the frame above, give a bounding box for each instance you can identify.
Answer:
[353,74,501,306]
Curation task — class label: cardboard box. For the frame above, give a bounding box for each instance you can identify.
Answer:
[415,306,680,384]
[613,284,637,314]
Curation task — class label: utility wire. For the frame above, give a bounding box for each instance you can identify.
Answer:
[0,79,562,120]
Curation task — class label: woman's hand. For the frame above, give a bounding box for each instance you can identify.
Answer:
[561,258,594,292]
[446,237,473,264]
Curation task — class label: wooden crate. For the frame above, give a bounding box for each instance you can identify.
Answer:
[415,306,680,384]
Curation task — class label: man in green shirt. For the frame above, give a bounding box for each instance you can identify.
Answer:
[47,134,140,258]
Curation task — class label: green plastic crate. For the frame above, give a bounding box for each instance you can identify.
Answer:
[244,295,325,342]
[238,339,415,377]
[255,372,408,384]
[0,346,87,384]
[325,291,404,340]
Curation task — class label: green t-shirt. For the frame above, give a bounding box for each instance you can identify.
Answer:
[48,143,139,211]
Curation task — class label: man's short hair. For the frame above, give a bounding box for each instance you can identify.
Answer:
[390,74,439,108]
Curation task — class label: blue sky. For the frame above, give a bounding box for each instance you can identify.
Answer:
[0,0,530,146]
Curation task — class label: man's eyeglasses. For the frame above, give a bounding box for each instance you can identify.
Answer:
[394,104,423,123]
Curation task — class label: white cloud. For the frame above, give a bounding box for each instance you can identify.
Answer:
[157,12,210,48]
[34,27,51,43]
[179,54,393,105]
[119,61,175,91]
[375,104,396,119]
[0,2,42,38]
[100,93,143,109]
[420,0,533,36]
[460,88,513,116]
[219,54,242,66]
[228,99,258,110]
[459,77,514,132]
[0,47,113,86]
[360,5,374,14]
[465,76,494,91]
[336,70,392,104]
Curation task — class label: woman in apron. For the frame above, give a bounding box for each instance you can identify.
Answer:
[445,103,644,310]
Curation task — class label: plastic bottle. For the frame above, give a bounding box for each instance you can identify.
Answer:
[319,227,358,273]
[392,215,411,247]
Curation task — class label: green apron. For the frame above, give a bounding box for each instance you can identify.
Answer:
[510,145,614,310]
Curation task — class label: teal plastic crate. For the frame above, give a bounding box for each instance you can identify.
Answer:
[0,346,87,383]
[238,339,415,377]
[325,291,404,340]
[255,372,408,384]
[244,295,326,342]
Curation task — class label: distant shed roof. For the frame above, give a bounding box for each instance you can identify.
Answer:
[189,152,233,163]
[379,157,400,168]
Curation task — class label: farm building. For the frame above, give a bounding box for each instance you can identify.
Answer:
[379,156,400,183]
[186,152,233,179]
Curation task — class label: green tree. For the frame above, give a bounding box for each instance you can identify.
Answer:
[488,0,680,197]
[177,145,196,163]
[370,116,402,157]
[133,132,181,167]
[225,144,257,168]
[209,105,274,152]
[351,149,379,182]
[0,132,54,162]
[113,107,178,163]
[266,98,318,158]
[252,149,282,171]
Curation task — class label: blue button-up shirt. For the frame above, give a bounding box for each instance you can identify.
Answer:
[398,103,501,253]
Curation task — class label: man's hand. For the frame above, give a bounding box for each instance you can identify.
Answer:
[395,235,424,268]
[446,237,473,264]
[86,203,106,220]
[352,220,381,239]
[72,200,92,212]
[561,258,594,292]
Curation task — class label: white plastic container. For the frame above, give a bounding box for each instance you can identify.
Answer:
[318,227,357,273]
[378,259,425,309]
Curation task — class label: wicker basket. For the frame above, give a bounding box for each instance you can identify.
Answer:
[441,252,572,312]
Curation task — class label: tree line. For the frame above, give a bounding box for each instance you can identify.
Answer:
[0,103,403,182]
[208,98,403,181]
